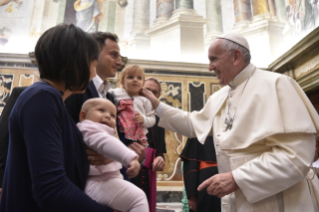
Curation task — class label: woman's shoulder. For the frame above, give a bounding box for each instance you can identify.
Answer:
[16,82,63,109]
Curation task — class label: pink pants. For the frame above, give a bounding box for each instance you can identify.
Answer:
[85,175,149,212]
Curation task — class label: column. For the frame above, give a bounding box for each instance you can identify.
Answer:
[154,0,174,25]
[268,0,277,17]
[233,0,252,28]
[131,0,150,35]
[98,0,117,33]
[274,0,287,22]
[175,0,193,9]
[206,0,223,34]
[205,0,223,48]
[56,0,67,24]
[250,0,271,21]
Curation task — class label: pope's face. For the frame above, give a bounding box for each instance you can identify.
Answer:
[208,39,239,86]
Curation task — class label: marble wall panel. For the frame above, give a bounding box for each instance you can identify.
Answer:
[0,73,14,115]
[19,74,35,87]
[188,82,205,112]
[0,68,39,115]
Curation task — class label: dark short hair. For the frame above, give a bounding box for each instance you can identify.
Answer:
[35,24,98,91]
[91,32,119,49]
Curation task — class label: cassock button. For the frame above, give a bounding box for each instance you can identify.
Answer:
[217,134,221,137]
[216,143,219,146]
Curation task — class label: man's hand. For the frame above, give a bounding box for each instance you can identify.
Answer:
[188,195,197,212]
[132,112,144,124]
[197,172,239,198]
[152,156,165,171]
[128,139,145,162]
[126,159,141,178]
[86,147,113,165]
[140,88,160,109]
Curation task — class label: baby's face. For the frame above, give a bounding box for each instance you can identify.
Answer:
[85,100,117,128]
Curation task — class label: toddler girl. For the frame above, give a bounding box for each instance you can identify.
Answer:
[109,65,155,146]
[77,98,149,212]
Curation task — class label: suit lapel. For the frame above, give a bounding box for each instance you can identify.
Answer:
[88,81,99,98]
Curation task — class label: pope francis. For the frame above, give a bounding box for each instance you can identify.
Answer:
[141,33,319,212]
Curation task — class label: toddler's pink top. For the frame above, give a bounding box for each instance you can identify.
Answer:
[77,120,138,177]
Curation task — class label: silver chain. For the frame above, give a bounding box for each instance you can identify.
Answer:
[225,67,256,131]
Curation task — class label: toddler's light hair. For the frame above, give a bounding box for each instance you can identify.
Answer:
[120,65,145,83]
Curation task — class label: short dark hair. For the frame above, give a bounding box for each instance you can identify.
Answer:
[35,24,98,91]
[91,32,119,49]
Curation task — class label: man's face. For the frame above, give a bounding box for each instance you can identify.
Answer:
[144,79,161,99]
[208,39,237,86]
[96,39,123,80]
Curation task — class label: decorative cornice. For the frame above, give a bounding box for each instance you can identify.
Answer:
[0,53,37,69]
[125,58,214,77]
[268,26,319,74]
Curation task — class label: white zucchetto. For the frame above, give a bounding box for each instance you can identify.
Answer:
[217,33,250,51]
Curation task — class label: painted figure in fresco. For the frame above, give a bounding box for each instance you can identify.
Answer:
[74,0,103,32]
[156,0,174,19]
[0,27,12,47]
[0,0,22,12]
[286,0,317,36]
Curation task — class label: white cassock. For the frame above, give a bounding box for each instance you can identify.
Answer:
[156,64,319,212]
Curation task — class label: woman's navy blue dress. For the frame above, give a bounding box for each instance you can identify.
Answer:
[0,82,110,212]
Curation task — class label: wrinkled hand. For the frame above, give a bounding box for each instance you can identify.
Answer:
[197,172,239,198]
[86,147,113,165]
[140,88,160,109]
[188,195,197,212]
[152,156,165,171]
[126,159,141,178]
[132,112,144,124]
[128,139,145,162]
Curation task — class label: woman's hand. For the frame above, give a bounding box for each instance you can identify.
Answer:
[86,147,113,165]
[140,88,160,109]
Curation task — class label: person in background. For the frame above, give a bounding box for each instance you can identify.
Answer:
[180,136,221,212]
[130,77,167,212]
[0,24,110,211]
[0,86,27,199]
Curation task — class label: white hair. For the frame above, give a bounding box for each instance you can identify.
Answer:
[219,39,251,63]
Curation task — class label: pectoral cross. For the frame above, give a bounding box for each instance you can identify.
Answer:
[224,117,233,131]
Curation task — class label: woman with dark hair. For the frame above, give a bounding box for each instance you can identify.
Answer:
[0,24,111,211]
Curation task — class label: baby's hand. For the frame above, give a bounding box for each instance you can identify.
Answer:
[133,112,144,124]
[126,159,141,178]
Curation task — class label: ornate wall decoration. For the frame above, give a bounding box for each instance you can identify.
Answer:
[18,74,34,86]
[157,81,183,181]
[210,83,221,95]
[187,82,205,112]
[0,73,14,116]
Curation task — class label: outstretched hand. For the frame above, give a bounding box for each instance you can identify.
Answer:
[139,88,160,109]
[197,172,239,198]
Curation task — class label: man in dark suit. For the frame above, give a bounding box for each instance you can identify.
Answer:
[130,77,167,212]
[0,86,27,197]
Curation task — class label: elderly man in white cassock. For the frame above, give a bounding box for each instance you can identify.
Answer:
[141,33,319,212]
